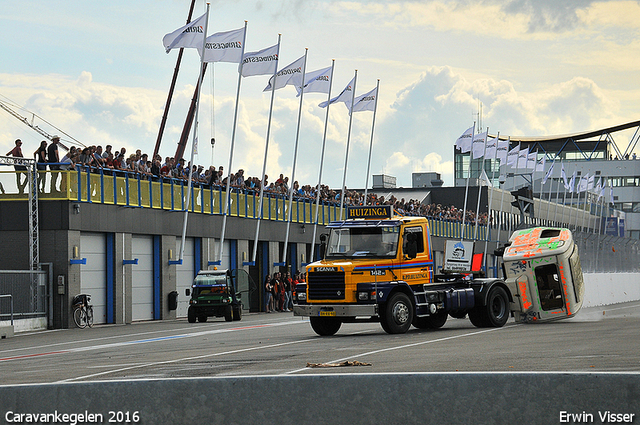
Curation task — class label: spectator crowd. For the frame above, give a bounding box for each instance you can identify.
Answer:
[6,137,494,225]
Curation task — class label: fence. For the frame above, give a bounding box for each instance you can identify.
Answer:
[0,270,47,320]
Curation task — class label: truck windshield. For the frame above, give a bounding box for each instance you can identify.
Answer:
[326,226,400,259]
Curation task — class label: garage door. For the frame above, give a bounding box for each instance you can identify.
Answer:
[131,235,154,321]
[80,233,107,324]
[175,238,195,318]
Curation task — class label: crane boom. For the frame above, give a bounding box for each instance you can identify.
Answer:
[0,98,85,150]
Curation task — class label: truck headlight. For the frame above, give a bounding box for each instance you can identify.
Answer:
[297,292,306,301]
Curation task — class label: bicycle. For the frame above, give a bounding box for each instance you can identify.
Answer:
[72,294,94,328]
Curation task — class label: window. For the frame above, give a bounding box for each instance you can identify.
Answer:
[403,226,425,255]
[534,263,564,311]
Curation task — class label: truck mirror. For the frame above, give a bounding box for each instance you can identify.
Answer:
[405,232,418,259]
[319,233,328,259]
[185,288,190,296]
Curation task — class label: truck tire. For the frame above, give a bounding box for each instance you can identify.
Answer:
[469,286,509,328]
[187,307,196,323]
[380,292,414,334]
[413,310,448,329]
[232,305,242,321]
[310,317,341,336]
[485,286,509,327]
[224,305,233,322]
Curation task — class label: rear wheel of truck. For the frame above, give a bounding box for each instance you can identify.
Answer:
[413,310,448,329]
[380,292,414,334]
[469,286,509,328]
[187,307,196,323]
[224,305,233,322]
[310,317,341,336]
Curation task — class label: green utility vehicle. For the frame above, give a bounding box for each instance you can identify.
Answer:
[185,269,243,323]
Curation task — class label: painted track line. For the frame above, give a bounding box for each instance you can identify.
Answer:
[285,325,517,374]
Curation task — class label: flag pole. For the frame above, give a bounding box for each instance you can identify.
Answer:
[552,161,562,226]
[474,128,488,240]
[363,79,380,205]
[218,20,248,264]
[281,48,309,266]
[250,34,281,265]
[179,3,210,262]
[338,70,358,220]
[482,131,498,274]
[310,60,335,263]
[460,122,476,240]
[496,136,509,252]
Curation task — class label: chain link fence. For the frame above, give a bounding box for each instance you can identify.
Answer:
[573,232,640,273]
[0,270,47,322]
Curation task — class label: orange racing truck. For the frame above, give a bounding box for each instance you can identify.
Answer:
[292,205,584,335]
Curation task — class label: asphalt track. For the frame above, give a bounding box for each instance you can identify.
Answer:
[1,301,639,386]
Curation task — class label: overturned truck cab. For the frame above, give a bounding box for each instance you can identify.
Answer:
[499,227,585,323]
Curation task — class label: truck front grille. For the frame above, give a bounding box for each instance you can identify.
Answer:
[308,271,345,300]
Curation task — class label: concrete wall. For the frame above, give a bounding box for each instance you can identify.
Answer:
[1,374,638,424]
[583,273,640,307]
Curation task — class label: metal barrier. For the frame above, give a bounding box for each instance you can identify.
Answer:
[0,270,46,319]
[0,374,638,424]
[0,294,14,325]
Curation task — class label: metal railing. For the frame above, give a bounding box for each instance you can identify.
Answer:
[0,294,14,326]
[0,271,47,320]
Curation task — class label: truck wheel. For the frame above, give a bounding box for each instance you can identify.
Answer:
[232,305,242,321]
[469,286,509,328]
[197,315,207,323]
[187,307,196,323]
[413,310,448,329]
[224,305,233,322]
[485,286,509,327]
[310,317,341,336]
[380,292,414,334]
[468,309,487,328]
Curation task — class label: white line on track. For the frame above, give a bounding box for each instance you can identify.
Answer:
[0,320,306,363]
[285,325,515,374]
[60,336,317,383]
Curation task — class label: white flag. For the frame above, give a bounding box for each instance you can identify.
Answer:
[568,170,577,193]
[535,155,546,172]
[319,76,355,108]
[240,44,278,77]
[525,151,536,169]
[455,126,474,154]
[472,131,488,159]
[163,12,207,53]
[263,55,305,92]
[349,86,377,113]
[578,174,589,192]
[296,66,332,96]
[496,138,509,162]
[587,174,595,190]
[517,147,530,169]
[201,27,244,63]
[485,136,498,159]
[506,145,519,166]
[541,159,554,184]
[561,163,569,190]
[594,177,602,195]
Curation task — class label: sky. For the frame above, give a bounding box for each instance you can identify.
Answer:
[1,0,640,189]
